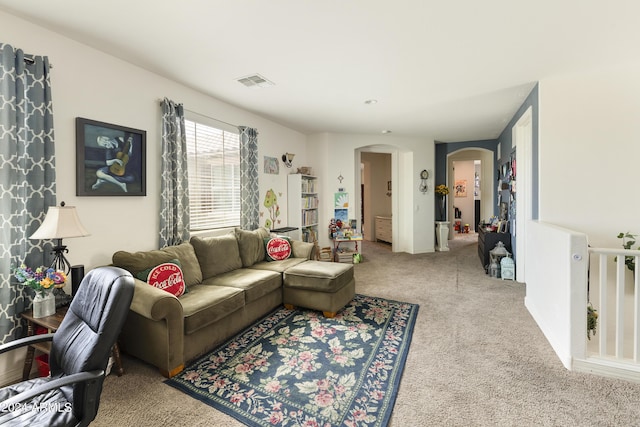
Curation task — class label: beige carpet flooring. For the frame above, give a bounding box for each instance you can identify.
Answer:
[93,235,640,426]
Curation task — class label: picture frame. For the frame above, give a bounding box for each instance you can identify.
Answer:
[455,179,467,197]
[263,156,279,174]
[76,117,146,196]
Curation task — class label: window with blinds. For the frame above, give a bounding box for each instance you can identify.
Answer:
[185,119,240,231]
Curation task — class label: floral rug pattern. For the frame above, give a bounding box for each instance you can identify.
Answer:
[165,294,418,427]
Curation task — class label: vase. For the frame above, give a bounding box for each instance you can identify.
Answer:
[33,291,56,318]
[438,196,447,221]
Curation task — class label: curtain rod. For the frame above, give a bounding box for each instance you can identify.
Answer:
[157,99,237,129]
[23,57,53,68]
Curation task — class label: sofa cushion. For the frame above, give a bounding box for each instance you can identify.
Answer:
[202,268,281,304]
[180,285,245,335]
[264,236,292,261]
[235,227,270,267]
[250,257,309,274]
[190,233,242,279]
[112,242,202,287]
[283,261,354,293]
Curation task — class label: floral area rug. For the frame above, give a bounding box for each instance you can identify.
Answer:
[165,294,419,427]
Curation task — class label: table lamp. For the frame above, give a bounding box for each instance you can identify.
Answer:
[29,201,90,274]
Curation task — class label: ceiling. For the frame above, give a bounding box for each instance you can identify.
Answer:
[1,1,638,142]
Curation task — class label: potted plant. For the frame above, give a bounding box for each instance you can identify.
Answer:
[617,232,638,272]
[587,302,598,340]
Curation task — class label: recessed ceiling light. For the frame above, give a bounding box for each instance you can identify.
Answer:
[237,74,275,88]
[382,130,392,134]
[364,99,378,105]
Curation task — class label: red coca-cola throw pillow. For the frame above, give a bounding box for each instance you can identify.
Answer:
[146,262,186,297]
[264,237,292,262]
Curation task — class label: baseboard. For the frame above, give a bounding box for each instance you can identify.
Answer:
[572,357,640,384]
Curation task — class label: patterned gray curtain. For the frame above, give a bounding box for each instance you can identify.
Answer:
[238,126,259,230]
[160,98,190,248]
[0,43,56,344]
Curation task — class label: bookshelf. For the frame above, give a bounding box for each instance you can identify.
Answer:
[287,174,319,242]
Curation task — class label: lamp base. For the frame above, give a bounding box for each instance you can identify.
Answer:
[49,240,71,274]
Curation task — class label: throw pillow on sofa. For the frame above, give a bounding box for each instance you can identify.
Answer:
[235,227,270,267]
[112,242,203,288]
[143,261,186,297]
[134,258,188,297]
[264,236,292,261]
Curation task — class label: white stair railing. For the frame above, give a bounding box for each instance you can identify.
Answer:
[573,247,640,381]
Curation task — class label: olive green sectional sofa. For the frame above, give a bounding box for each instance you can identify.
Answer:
[112,227,315,378]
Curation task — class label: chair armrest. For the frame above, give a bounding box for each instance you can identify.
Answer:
[0,370,103,409]
[0,333,54,356]
[129,278,183,321]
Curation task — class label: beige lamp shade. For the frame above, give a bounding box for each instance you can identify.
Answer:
[29,205,90,240]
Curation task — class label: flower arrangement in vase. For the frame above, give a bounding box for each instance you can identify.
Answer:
[13,264,67,318]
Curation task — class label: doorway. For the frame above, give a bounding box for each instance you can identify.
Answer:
[360,152,392,247]
[447,149,494,241]
[451,159,480,235]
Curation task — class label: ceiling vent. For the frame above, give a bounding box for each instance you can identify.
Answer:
[237,74,275,88]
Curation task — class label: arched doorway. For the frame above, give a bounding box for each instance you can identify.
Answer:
[447,148,494,239]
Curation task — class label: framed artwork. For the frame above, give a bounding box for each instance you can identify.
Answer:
[264,156,279,174]
[335,192,349,208]
[454,180,467,197]
[500,201,508,220]
[76,118,146,196]
[334,209,348,224]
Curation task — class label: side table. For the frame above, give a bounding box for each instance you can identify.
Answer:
[332,235,363,262]
[21,306,124,380]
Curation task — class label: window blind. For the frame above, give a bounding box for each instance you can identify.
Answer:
[185,119,240,230]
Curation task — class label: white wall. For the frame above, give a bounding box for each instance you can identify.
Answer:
[524,221,588,369]
[308,133,435,253]
[0,10,306,272]
[0,10,306,383]
[538,61,640,247]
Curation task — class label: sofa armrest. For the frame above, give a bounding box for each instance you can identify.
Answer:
[292,240,315,260]
[120,278,185,377]
[129,278,183,321]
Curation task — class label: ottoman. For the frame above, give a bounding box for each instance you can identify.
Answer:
[283,261,355,318]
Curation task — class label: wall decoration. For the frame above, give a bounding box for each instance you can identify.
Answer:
[335,192,349,208]
[264,156,279,174]
[263,188,280,229]
[76,117,146,196]
[419,169,429,194]
[454,179,467,197]
[500,201,508,220]
[334,208,348,224]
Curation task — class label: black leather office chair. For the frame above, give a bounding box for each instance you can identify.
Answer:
[0,266,134,426]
